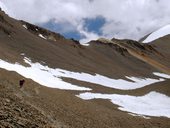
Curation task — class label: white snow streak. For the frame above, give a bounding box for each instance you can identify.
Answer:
[38,34,47,40]
[153,72,170,79]
[143,25,170,43]
[20,53,25,56]
[22,25,27,29]
[128,113,151,119]
[81,43,90,46]
[0,57,167,91]
[0,58,91,91]
[77,91,170,118]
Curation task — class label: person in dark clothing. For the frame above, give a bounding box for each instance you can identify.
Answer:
[19,79,25,88]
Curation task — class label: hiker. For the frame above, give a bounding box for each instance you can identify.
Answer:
[19,79,25,88]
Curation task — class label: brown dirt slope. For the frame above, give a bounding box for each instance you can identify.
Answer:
[96,38,170,75]
[0,69,170,128]
[150,35,170,67]
[0,87,58,127]
[0,10,159,78]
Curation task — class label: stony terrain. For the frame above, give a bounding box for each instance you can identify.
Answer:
[0,9,170,128]
[0,78,56,127]
[0,69,170,128]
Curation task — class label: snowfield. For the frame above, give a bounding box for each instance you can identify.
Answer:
[77,91,170,118]
[0,57,167,90]
[143,24,170,43]
[0,58,91,91]
[0,57,170,118]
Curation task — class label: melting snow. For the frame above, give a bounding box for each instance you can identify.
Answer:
[143,25,170,43]
[77,91,170,118]
[38,34,47,40]
[22,25,27,29]
[153,72,170,79]
[128,113,151,119]
[81,43,90,46]
[54,73,164,90]
[0,58,91,91]
[0,57,167,90]
[0,57,170,118]
[20,53,25,56]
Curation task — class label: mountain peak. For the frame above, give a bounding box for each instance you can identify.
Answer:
[143,24,170,43]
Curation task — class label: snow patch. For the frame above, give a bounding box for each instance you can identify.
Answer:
[0,58,91,91]
[0,57,166,90]
[22,25,27,29]
[143,25,170,43]
[153,72,170,79]
[20,53,25,56]
[77,92,170,118]
[38,34,47,40]
[58,73,164,90]
[81,43,90,46]
[128,113,151,119]
[41,71,164,90]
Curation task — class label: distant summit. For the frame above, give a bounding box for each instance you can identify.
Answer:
[143,25,170,43]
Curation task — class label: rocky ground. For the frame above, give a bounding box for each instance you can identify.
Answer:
[0,69,170,128]
[0,82,57,127]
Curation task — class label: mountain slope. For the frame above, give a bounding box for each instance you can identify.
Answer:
[97,38,170,74]
[0,10,162,78]
[1,68,170,128]
[143,25,170,43]
[0,10,170,128]
[140,24,170,69]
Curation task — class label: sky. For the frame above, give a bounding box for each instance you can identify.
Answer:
[1,0,170,43]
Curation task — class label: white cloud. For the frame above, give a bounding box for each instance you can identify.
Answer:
[0,1,13,16]
[77,23,100,43]
[1,0,170,42]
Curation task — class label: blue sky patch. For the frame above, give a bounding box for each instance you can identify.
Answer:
[39,20,84,40]
[63,31,85,40]
[83,16,105,35]
[39,20,65,34]
[39,16,105,41]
